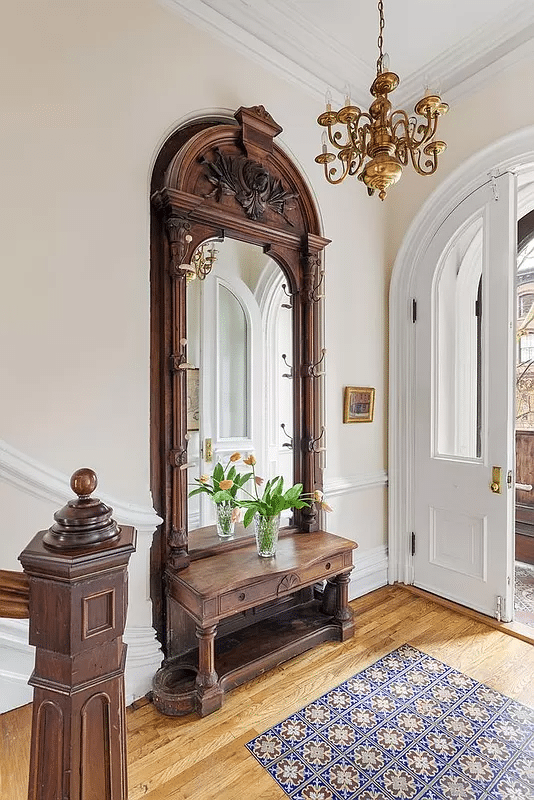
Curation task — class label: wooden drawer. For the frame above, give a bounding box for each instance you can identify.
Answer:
[218,553,345,615]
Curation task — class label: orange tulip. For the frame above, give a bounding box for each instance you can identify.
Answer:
[229,452,241,462]
[255,476,264,486]
[244,454,256,466]
[219,479,234,490]
[199,474,209,484]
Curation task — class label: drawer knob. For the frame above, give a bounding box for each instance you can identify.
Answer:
[325,562,331,570]
[238,592,246,601]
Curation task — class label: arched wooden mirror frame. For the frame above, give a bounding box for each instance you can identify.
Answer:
[149,106,330,646]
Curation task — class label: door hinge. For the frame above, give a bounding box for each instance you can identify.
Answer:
[411,532,416,556]
[496,595,503,622]
[489,170,500,201]
[411,299,417,323]
[507,470,513,489]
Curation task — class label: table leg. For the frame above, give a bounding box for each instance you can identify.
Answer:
[334,571,355,640]
[195,624,223,715]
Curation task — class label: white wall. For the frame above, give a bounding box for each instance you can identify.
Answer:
[0,0,388,711]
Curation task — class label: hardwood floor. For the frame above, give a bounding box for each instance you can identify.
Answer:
[3,585,534,799]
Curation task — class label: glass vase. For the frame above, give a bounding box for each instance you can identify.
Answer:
[216,502,235,538]
[254,512,280,557]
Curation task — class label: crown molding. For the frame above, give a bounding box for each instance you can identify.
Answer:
[161,0,534,108]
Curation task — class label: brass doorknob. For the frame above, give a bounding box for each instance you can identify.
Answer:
[490,482,500,493]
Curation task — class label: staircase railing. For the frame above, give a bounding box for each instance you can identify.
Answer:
[0,568,29,619]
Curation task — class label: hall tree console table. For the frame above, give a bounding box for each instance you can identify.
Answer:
[152,531,356,716]
[149,106,356,718]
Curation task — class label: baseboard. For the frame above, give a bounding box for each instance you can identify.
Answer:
[0,619,34,714]
[0,619,162,712]
[348,544,388,601]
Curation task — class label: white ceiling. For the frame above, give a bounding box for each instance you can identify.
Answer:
[162,0,534,106]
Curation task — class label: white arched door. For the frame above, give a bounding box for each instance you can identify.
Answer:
[413,172,516,620]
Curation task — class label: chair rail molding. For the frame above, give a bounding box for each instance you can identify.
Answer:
[324,470,388,497]
[0,439,163,711]
[389,126,534,588]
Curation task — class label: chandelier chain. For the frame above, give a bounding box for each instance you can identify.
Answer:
[376,0,385,75]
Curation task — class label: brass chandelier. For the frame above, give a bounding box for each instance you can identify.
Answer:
[315,0,449,200]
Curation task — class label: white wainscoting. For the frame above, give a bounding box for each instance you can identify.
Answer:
[324,471,389,600]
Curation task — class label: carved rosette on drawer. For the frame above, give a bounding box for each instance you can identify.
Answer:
[277,573,300,594]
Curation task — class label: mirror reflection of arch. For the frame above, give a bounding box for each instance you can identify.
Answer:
[186,238,293,530]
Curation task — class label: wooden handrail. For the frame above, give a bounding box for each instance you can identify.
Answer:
[0,569,29,618]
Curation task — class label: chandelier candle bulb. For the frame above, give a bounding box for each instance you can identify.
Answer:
[325,89,332,112]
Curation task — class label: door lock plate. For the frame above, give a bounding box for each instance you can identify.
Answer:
[490,466,502,494]
[205,438,212,462]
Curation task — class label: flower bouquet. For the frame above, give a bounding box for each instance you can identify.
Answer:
[188,452,253,538]
[236,455,332,556]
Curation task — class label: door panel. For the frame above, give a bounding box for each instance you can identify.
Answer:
[414,173,517,620]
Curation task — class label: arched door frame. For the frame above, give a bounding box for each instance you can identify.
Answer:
[389,126,534,586]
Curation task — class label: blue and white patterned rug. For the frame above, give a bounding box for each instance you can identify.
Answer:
[246,645,534,800]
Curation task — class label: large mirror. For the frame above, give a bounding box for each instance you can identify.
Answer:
[149,106,329,642]
[186,239,294,536]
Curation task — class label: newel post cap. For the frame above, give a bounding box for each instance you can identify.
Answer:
[42,468,120,550]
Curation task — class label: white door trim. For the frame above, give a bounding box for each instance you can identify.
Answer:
[389,126,534,586]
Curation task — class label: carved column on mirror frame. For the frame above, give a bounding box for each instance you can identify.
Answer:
[166,213,193,571]
[19,468,135,800]
[300,249,323,531]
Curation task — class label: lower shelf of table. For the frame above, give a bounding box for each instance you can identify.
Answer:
[151,598,354,717]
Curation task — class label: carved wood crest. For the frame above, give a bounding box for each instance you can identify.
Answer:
[200,147,296,224]
[277,573,300,594]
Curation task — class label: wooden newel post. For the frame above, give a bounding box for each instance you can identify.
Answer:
[19,468,136,800]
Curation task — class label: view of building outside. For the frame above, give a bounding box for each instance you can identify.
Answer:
[517,238,534,429]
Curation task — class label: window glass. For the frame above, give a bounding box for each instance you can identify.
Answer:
[435,216,483,459]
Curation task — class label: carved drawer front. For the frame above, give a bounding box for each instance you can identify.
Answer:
[298,554,345,585]
[219,576,282,615]
[218,554,347,616]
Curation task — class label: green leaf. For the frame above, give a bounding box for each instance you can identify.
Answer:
[284,483,303,504]
[213,462,224,482]
[188,486,210,498]
[212,490,233,503]
[243,507,255,528]
[227,465,237,481]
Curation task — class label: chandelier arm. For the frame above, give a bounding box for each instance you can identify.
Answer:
[323,155,352,185]
[326,124,353,152]
[347,147,366,177]
[407,144,439,177]
[390,110,431,151]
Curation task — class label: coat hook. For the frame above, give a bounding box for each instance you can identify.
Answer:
[281,423,293,449]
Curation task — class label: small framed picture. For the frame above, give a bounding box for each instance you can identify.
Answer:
[343,386,375,423]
